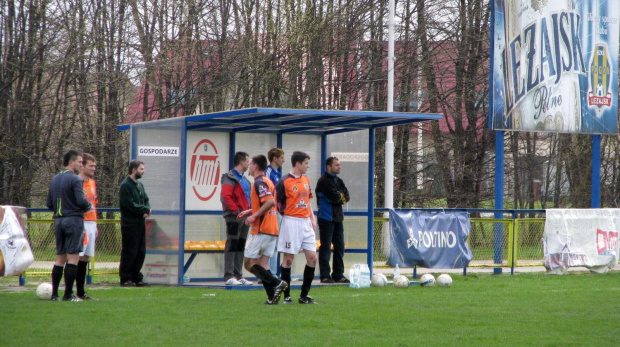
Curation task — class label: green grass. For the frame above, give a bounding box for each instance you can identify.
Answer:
[1,272,619,346]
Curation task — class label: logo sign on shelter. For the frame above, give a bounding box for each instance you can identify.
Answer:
[185,132,229,210]
[491,0,619,134]
[388,209,472,268]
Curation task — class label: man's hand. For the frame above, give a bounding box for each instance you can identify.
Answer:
[237,209,251,220]
[245,215,257,226]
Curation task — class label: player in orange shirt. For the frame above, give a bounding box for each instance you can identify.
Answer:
[275,151,318,304]
[77,153,98,300]
[238,155,287,304]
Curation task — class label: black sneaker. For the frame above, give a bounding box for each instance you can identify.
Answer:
[50,295,59,301]
[264,300,278,305]
[78,293,94,300]
[135,281,150,287]
[335,277,350,284]
[272,280,288,304]
[320,277,335,283]
[298,296,316,304]
[62,294,83,302]
[283,297,293,305]
[120,281,135,287]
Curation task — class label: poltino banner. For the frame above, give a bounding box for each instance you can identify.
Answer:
[491,0,619,134]
[388,209,472,268]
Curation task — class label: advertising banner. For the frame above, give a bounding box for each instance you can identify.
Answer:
[185,131,230,210]
[0,206,34,276]
[543,209,620,274]
[388,209,472,268]
[492,0,619,134]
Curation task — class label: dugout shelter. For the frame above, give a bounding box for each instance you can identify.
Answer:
[118,108,442,285]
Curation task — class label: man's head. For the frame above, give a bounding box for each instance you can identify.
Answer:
[233,151,250,173]
[128,159,145,180]
[249,154,268,177]
[63,150,83,174]
[291,151,310,175]
[326,156,341,175]
[268,148,285,169]
[81,153,97,179]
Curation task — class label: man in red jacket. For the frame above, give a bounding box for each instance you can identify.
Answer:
[220,151,253,285]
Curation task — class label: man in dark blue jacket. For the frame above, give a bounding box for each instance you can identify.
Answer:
[46,150,92,301]
[315,157,350,283]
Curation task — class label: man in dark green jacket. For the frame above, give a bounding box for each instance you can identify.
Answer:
[119,160,151,287]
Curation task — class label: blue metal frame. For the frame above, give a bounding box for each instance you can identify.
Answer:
[367,128,375,275]
[178,121,188,284]
[120,108,440,284]
[592,135,601,208]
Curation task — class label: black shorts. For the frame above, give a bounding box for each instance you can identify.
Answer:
[55,216,85,255]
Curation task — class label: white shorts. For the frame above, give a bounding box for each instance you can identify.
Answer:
[244,233,278,259]
[277,216,316,255]
[79,221,97,257]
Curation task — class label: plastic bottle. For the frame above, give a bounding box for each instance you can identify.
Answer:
[394,263,400,278]
[183,275,190,283]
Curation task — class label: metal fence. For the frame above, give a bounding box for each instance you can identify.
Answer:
[26,219,122,275]
[20,209,547,281]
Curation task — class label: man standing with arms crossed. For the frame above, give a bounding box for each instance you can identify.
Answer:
[220,151,253,285]
[265,148,285,277]
[119,160,151,287]
[316,157,350,283]
[276,151,318,304]
[239,154,288,304]
[46,150,92,301]
[76,153,98,299]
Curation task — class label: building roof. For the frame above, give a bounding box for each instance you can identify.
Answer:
[118,107,442,135]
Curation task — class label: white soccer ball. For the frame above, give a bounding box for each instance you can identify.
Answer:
[393,275,409,288]
[419,273,436,287]
[36,282,53,300]
[371,273,388,287]
[436,274,452,288]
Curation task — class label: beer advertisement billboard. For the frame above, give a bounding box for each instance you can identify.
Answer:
[492,0,619,134]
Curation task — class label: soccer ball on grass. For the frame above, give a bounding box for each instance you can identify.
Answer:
[371,273,388,287]
[436,274,452,288]
[36,282,53,300]
[393,275,409,288]
[419,273,436,287]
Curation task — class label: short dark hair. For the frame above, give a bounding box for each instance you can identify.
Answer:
[325,156,339,167]
[291,151,310,167]
[128,159,144,174]
[233,151,249,166]
[252,155,268,172]
[268,148,284,162]
[63,150,81,167]
[82,153,96,165]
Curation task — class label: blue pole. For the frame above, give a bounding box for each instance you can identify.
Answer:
[179,121,188,284]
[321,135,327,174]
[493,131,505,275]
[367,128,375,275]
[229,132,236,170]
[489,0,503,275]
[591,134,601,208]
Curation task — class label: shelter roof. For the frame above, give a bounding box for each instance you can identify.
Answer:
[118,107,442,135]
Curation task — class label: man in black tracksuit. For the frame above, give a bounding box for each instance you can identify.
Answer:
[315,157,350,283]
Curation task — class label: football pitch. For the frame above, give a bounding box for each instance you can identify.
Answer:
[1,272,618,346]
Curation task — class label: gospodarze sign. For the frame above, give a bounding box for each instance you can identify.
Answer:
[138,146,179,156]
[491,0,619,134]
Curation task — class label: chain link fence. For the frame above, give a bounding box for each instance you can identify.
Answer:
[26,218,121,276]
